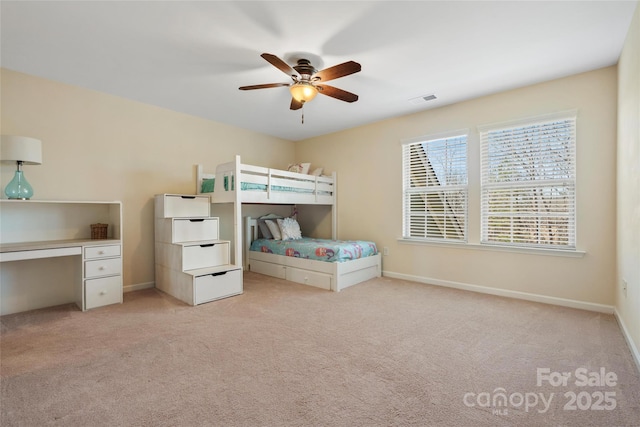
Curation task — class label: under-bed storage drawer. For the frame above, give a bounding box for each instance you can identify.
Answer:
[194,268,243,304]
[249,259,286,279]
[85,276,123,309]
[286,267,332,290]
[182,242,229,270]
[159,194,210,218]
[173,218,218,242]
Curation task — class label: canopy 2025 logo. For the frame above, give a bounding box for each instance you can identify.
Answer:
[463,367,618,416]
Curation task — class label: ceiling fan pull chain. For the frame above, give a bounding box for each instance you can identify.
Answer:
[301,105,305,124]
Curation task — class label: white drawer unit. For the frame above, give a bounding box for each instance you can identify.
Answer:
[154,194,243,306]
[173,218,219,242]
[156,194,210,218]
[82,242,123,310]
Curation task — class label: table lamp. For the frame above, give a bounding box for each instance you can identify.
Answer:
[1,135,43,200]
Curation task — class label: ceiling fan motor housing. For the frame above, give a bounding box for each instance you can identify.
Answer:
[293,59,317,80]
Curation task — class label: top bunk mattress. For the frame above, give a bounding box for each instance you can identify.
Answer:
[250,238,378,263]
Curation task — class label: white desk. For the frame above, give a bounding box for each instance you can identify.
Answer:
[0,200,123,315]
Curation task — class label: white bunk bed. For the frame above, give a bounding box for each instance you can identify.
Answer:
[196,155,381,292]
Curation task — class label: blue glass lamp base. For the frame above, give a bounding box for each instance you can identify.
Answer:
[5,170,34,200]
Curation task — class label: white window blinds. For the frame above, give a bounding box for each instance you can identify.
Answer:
[480,113,576,249]
[402,134,467,242]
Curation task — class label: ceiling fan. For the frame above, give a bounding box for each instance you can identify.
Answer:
[239,53,361,110]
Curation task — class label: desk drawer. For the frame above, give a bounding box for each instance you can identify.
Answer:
[161,195,210,218]
[85,244,121,259]
[85,276,122,309]
[85,257,122,278]
[194,268,242,304]
[173,218,218,243]
[183,242,229,270]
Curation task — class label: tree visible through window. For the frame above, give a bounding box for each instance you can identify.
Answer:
[480,112,576,248]
[402,134,467,242]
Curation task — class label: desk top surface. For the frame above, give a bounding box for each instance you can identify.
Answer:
[0,239,121,253]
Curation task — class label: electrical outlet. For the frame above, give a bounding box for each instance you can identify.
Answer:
[383,247,389,256]
[622,279,627,298]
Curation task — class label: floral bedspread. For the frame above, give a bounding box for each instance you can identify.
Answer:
[250,238,378,263]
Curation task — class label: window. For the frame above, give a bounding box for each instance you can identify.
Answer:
[402,134,468,242]
[480,112,576,249]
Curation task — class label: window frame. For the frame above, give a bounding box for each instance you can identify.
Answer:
[478,111,577,250]
[401,131,469,243]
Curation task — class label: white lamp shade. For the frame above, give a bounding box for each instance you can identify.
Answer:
[1,135,42,165]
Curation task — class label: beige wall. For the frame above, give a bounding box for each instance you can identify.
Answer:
[0,57,625,314]
[0,68,294,290]
[297,66,618,307]
[616,3,640,361]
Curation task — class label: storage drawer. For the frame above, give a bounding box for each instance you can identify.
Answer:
[286,267,332,290]
[173,218,218,243]
[84,244,121,259]
[249,259,286,279]
[85,257,122,278]
[161,194,210,218]
[194,268,243,304]
[183,242,229,270]
[85,275,122,309]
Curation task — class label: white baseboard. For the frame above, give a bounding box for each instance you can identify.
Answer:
[614,309,640,374]
[123,281,154,293]
[382,271,614,314]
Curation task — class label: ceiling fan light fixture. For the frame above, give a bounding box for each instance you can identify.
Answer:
[290,82,318,103]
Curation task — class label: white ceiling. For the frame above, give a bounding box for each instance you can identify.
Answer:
[1,1,637,142]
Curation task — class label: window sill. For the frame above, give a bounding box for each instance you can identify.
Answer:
[398,238,586,258]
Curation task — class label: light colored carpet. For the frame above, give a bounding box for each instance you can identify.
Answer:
[1,272,639,426]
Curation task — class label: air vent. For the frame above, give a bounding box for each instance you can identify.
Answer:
[409,94,437,105]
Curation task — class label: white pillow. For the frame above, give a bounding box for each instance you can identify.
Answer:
[311,167,324,176]
[277,217,302,240]
[287,162,311,174]
[265,220,282,240]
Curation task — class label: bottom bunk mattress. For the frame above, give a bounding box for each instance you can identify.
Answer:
[249,238,378,263]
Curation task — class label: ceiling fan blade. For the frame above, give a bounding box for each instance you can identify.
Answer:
[314,61,361,82]
[290,98,303,110]
[316,84,359,103]
[261,53,296,77]
[239,83,290,90]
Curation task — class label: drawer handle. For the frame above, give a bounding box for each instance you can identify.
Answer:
[200,244,215,248]
[99,266,106,270]
[181,196,196,199]
[210,271,227,277]
[100,291,107,295]
[98,251,105,255]
[190,219,205,222]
